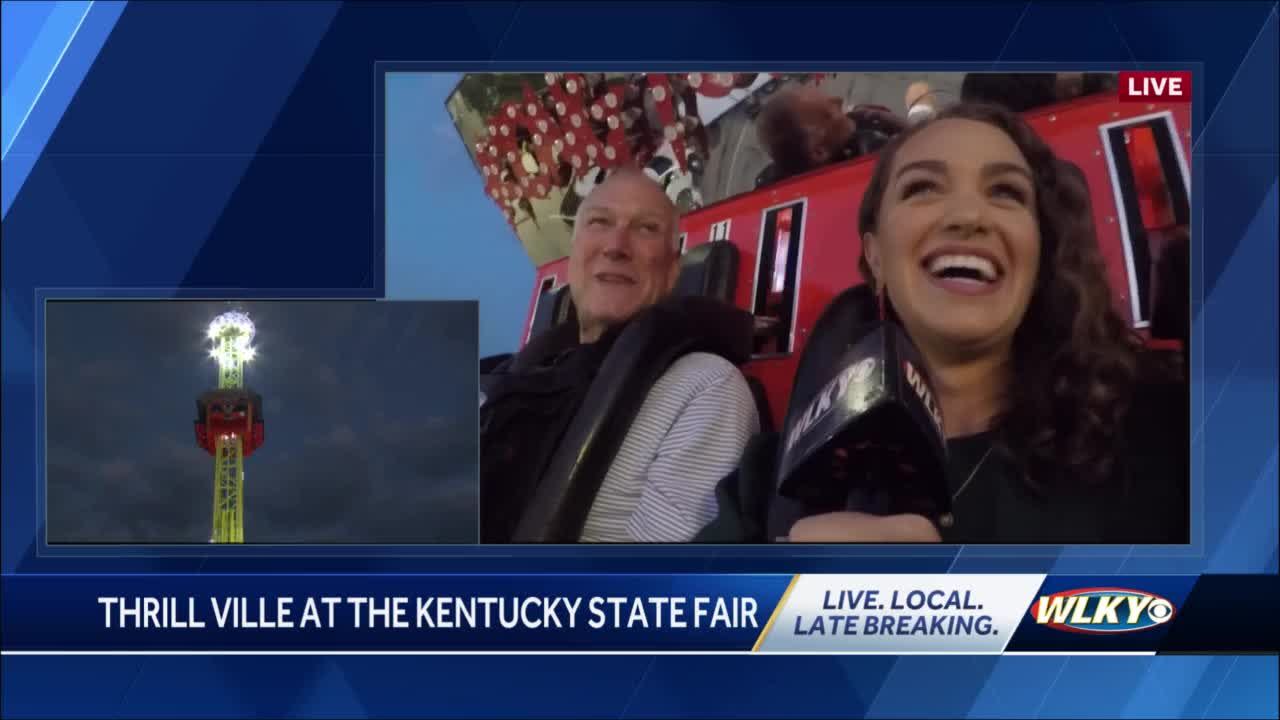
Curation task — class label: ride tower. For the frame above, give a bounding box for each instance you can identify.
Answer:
[194,311,265,543]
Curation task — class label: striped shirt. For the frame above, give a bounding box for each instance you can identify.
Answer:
[579,352,760,542]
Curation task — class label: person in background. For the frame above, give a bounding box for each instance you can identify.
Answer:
[481,167,759,543]
[960,72,1115,112]
[902,73,1117,120]
[755,85,907,181]
[904,81,940,125]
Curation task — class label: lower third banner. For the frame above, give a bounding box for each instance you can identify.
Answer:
[3,574,1271,654]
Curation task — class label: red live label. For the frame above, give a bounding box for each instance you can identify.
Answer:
[1118,71,1192,102]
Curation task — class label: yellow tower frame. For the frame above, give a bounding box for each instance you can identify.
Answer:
[211,434,245,543]
[206,312,255,544]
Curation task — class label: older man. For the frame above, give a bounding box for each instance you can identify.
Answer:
[481,167,759,543]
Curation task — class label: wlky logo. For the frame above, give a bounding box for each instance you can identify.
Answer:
[1031,588,1176,634]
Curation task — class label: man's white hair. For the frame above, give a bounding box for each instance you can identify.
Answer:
[571,166,681,252]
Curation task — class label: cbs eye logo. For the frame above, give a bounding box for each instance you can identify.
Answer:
[1146,598,1174,623]
[1030,588,1177,634]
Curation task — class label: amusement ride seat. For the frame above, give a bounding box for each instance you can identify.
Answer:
[691,284,893,543]
[676,242,775,432]
[482,285,577,374]
[742,284,889,540]
[529,284,575,339]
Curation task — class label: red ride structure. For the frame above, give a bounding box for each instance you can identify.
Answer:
[509,85,1191,429]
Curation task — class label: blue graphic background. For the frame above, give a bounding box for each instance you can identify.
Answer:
[2,1,1276,718]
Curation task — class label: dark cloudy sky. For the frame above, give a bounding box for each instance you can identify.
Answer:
[45,300,478,544]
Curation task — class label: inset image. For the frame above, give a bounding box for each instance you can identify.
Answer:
[45,300,478,544]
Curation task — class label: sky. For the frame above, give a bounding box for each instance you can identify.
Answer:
[44,300,478,544]
[384,72,534,358]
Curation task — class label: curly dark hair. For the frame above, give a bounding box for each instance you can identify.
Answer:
[856,102,1142,491]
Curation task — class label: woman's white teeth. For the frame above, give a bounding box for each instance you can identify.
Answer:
[928,254,998,282]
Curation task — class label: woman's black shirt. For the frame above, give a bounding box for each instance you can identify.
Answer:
[695,379,1189,544]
